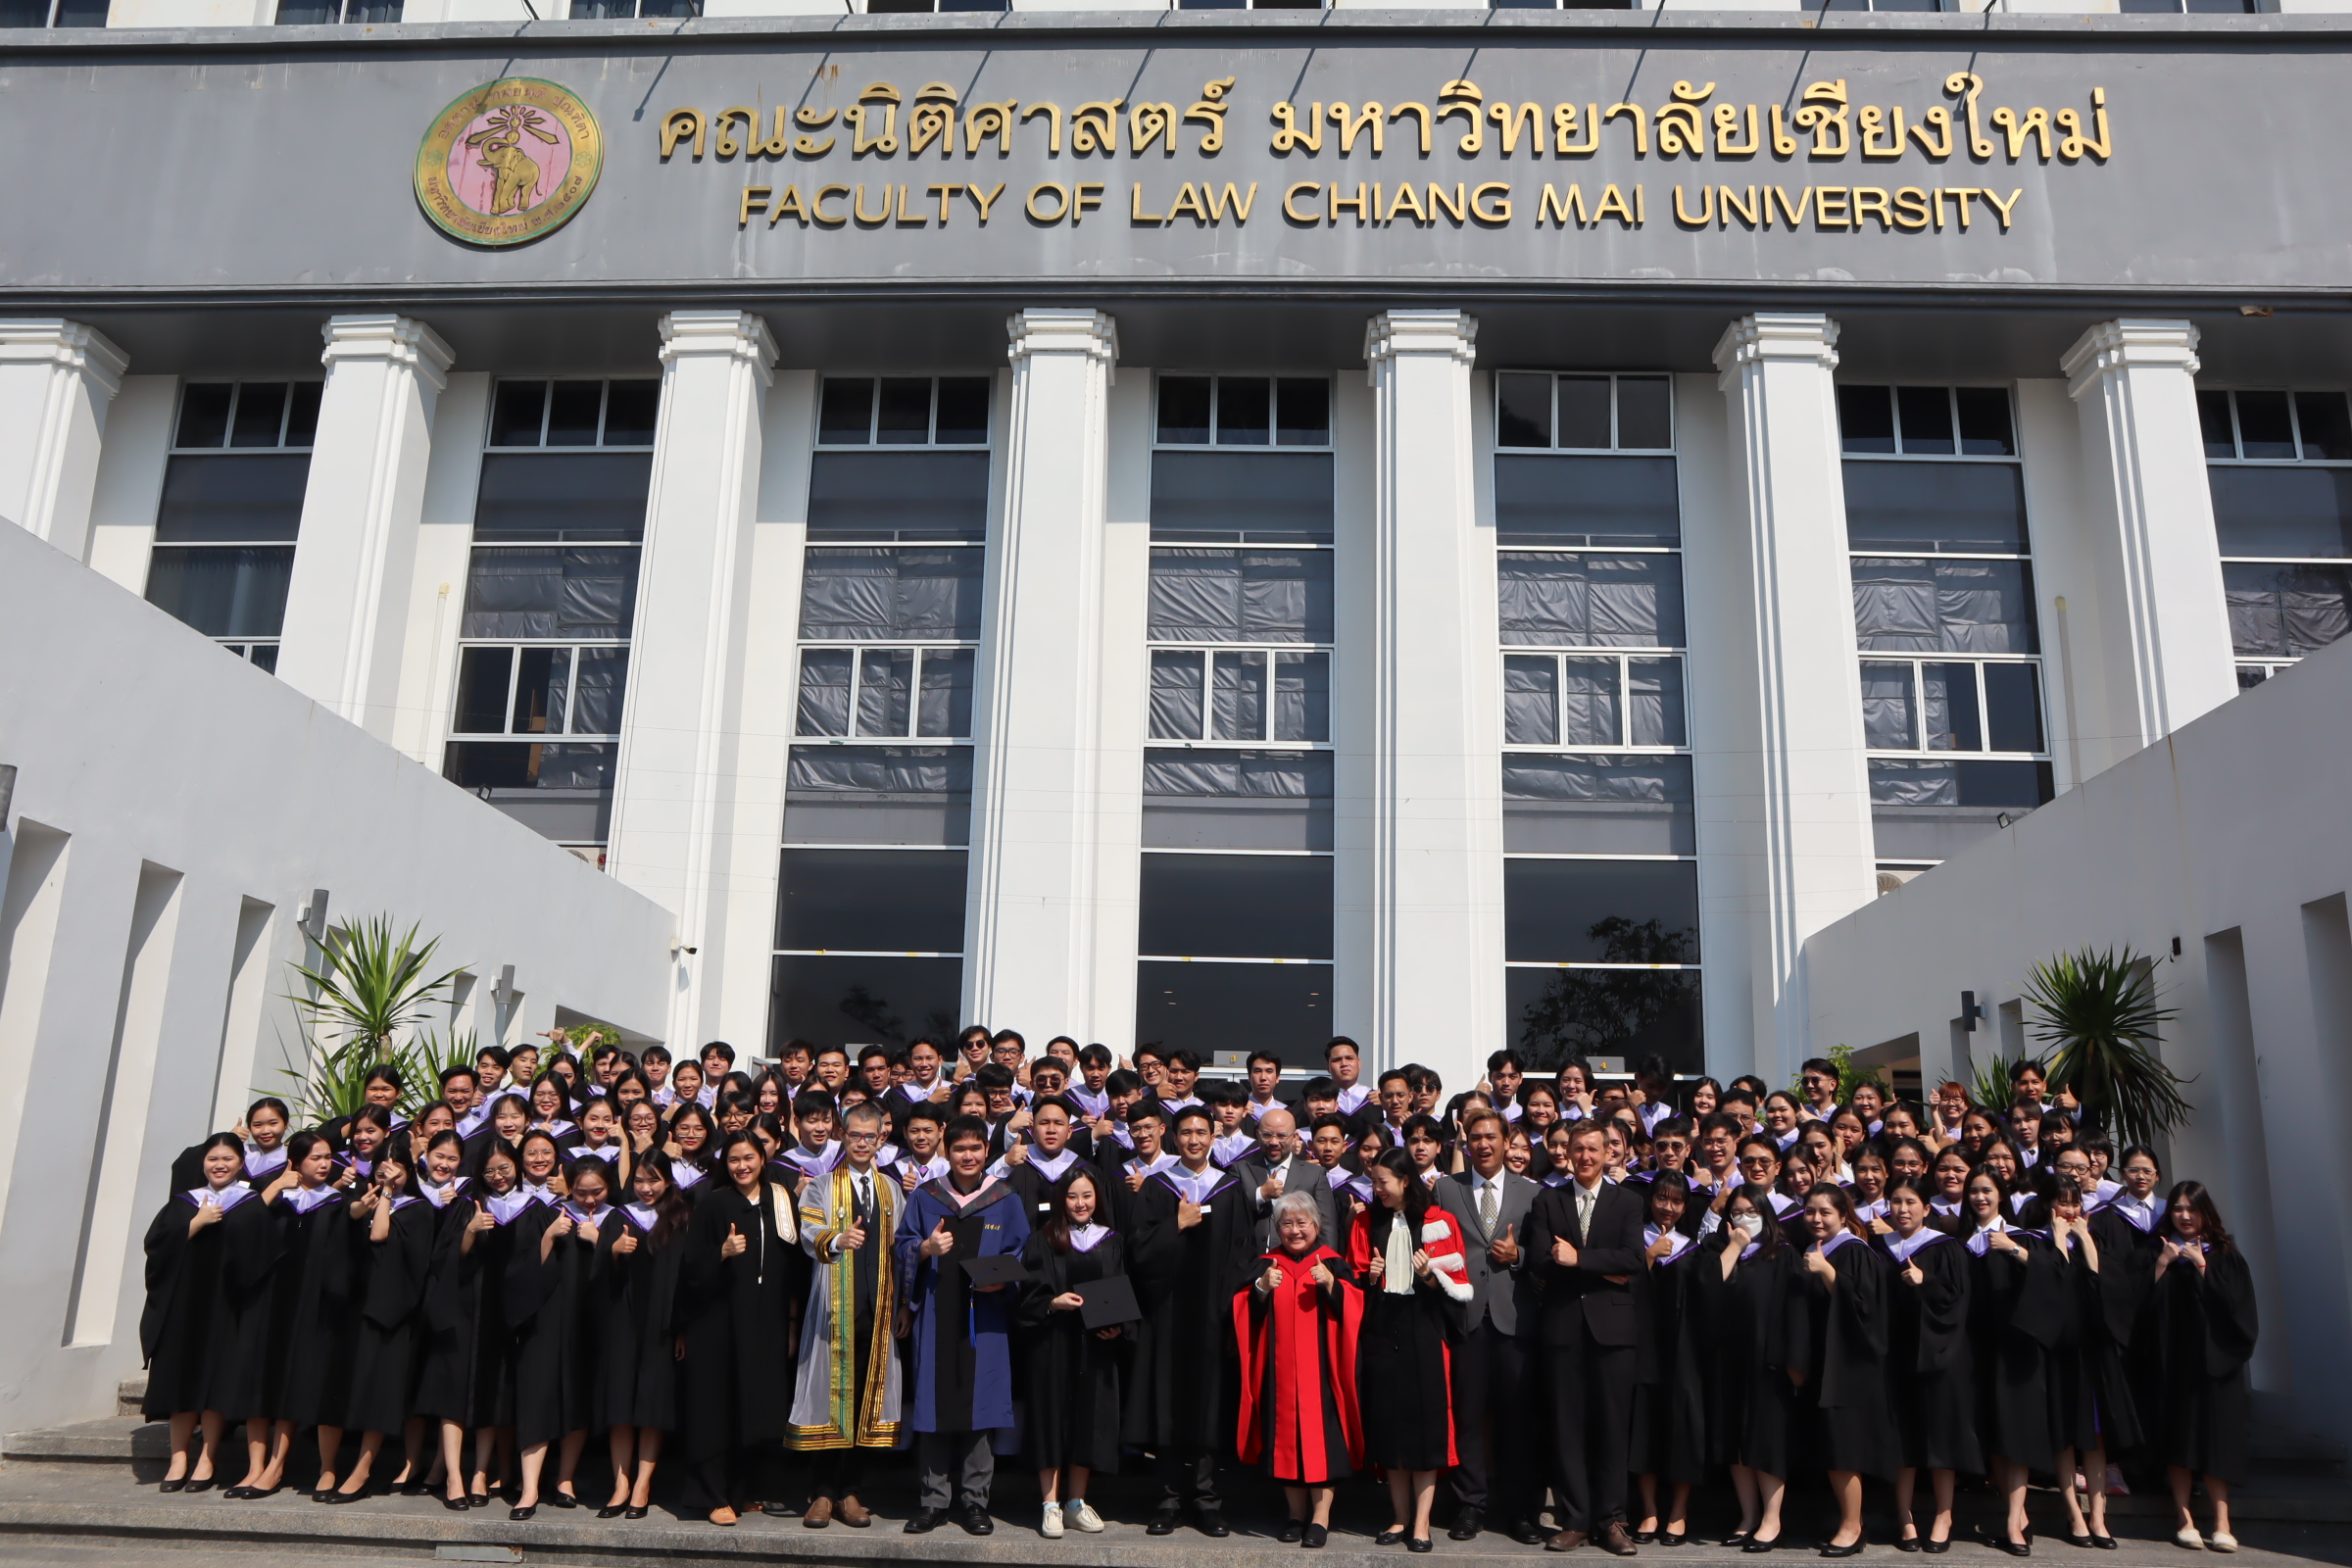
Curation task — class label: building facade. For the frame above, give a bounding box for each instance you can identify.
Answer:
[5,0,2349,1095]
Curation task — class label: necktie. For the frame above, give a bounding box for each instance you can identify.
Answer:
[1481,1179,1499,1233]
[1578,1184,1594,1239]
[856,1175,873,1231]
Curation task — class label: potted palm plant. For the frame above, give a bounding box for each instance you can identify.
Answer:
[2020,946,2194,1148]
[277,915,469,1122]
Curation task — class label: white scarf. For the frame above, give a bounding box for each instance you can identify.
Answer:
[1335,1084,1371,1114]
[418,1178,466,1208]
[485,1190,537,1225]
[622,1202,662,1232]
[283,1184,340,1214]
[188,1182,255,1211]
[1884,1226,1946,1265]
[1069,1222,1111,1253]
[1068,1085,1109,1119]
[1126,1152,1178,1182]
[242,1147,289,1179]
[1642,1222,1694,1263]
[1021,1147,1081,1183]
[1382,1210,1415,1295]
[1162,1162,1226,1205]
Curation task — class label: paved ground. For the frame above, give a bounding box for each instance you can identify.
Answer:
[3,1454,2346,1568]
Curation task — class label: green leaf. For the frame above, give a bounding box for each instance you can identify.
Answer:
[2021,946,2194,1149]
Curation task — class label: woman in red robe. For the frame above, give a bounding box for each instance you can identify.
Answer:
[1234,1190,1362,1547]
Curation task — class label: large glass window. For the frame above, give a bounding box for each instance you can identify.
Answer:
[1838,384,2052,872]
[775,376,993,1053]
[274,0,400,20]
[1137,376,1335,1061]
[1494,371,1700,1072]
[444,379,655,864]
[2198,388,2352,688]
[1,0,109,25]
[144,380,320,671]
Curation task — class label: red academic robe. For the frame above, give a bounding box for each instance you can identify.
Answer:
[1233,1244,1365,1482]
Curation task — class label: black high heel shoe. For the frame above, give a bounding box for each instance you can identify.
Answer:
[185,1478,218,1494]
[2065,1534,2094,1549]
[1896,1533,1922,1554]
[1408,1538,1436,1554]
[550,1490,580,1510]
[2087,1535,2117,1550]
[1743,1534,1782,1554]
[625,1506,650,1521]
[510,1504,537,1521]
[1923,1537,1953,1555]
[1724,1533,1753,1549]
[1820,1542,1865,1559]
[444,1495,471,1512]
[598,1503,627,1519]
[160,1479,188,1494]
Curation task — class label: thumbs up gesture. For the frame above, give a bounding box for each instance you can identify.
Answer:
[1489,1221,1519,1267]
[1259,1260,1285,1295]
[920,1218,955,1258]
[719,1222,747,1258]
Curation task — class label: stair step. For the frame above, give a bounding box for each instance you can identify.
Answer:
[3,1417,166,1462]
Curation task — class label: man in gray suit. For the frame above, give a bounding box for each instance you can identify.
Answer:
[1234,1106,1337,1250]
[1433,1107,1544,1544]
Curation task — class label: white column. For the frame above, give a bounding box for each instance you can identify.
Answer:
[2060,319,2237,764]
[606,310,776,1051]
[963,309,1122,1040]
[1705,313,1879,1083]
[0,318,128,561]
[275,315,454,740]
[1354,309,1504,1074]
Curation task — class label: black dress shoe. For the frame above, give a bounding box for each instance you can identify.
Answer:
[325,1490,368,1505]
[550,1491,579,1510]
[1895,1535,1922,1554]
[1513,1522,1552,1546]
[400,1480,431,1497]
[1819,1542,1864,1558]
[626,1506,650,1520]
[1725,1536,1752,1551]
[1200,1508,1231,1539]
[599,1504,627,1519]
[189,1478,220,1494]
[509,1504,536,1521]
[1663,1533,1690,1546]
[1376,1530,1407,1545]
[1281,1521,1307,1544]
[1149,1509,1183,1537]
[1994,1540,2032,1558]
[761,1501,798,1517]
[1744,1536,1781,1553]
[905,1507,948,1534]
[1635,1531,1659,1545]
[220,1486,251,1500]
[2065,1535,2093,1550]
[160,1479,188,1494]
[1410,1539,1436,1554]
[1303,1524,1330,1548]
[468,1492,491,1508]
[445,1495,472,1512]
[958,1502,994,1536]
[1924,1539,1953,1555]
[1599,1523,1640,1557]
[1452,1509,1485,1543]
[2087,1536,2117,1550]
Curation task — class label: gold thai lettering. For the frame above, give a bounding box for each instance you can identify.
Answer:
[1133,103,1179,155]
[1655,82,1712,159]
[1794,81,1849,159]
[1329,103,1386,155]
[1487,102,1543,156]
[1389,103,1432,156]
[1991,105,2053,161]
[1072,101,1123,155]
[1437,81,1483,155]
[1948,74,1992,160]
[1271,102,1324,155]
[1186,78,1236,154]
[1021,104,1063,155]
[2056,89,2111,162]
[909,84,959,157]
[848,84,901,157]
[1554,104,1597,157]
[964,102,1017,157]
[1909,107,1954,161]
[660,108,706,160]
[1712,104,1758,159]
[1603,103,1647,157]
[713,106,756,159]
[1859,105,1905,160]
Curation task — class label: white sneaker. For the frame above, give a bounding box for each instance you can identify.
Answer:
[1067,1500,1104,1534]
[1041,1503,1064,1540]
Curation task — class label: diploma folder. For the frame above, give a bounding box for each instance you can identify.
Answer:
[1073,1273,1143,1329]
[960,1253,1033,1289]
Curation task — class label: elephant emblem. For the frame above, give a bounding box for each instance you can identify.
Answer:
[466,105,562,216]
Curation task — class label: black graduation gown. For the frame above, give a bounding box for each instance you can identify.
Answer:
[2150,1247,2256,1484]
[413,1197,514,1426]
[1692,1237,1797,1478]
[505,1203,601,1447]
[1123,1169,1255,1451]
[674,1183,804,1462]
[1966,1232,2068,1474]
[1351,1210,1455,1474]
[343,1197,437,1433]
[1881,1233,1983,1475]
[1015,1231,1130,1471]
[1630,1243,1708,1483]
[2044,1233,2109,1455]
[1787,1238,1896,1479]
[597,1208,685,1430]
[140,1192,277,1419]
[2088,1207,2160,1456]
[265,1192,359,1425]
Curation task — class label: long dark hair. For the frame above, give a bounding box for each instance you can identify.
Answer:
[638,1152,694,1249]
[1039,1167,1106,1253]
[1644,1167,1700,1238]
[1368,1147,1429,1251]
[2160,1179,2234,1253]
[716,1130,770,1195]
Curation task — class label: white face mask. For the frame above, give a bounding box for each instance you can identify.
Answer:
[1731,1213,1764,1240]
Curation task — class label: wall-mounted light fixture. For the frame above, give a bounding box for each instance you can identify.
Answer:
[1960,991,1984,1033]
[300,889,330,943]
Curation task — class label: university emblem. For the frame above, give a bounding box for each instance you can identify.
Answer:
[415,77,603,246]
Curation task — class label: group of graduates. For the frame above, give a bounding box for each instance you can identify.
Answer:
[138,1028,2259,1557]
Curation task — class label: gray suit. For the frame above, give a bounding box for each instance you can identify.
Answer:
[1434,1168,1542,1526]
[1235,1153,1340,1252]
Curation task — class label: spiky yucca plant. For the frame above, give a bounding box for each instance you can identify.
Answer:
[277,916,466,1122]
[2022,946,2192,1148]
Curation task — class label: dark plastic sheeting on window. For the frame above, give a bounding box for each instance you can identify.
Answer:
[769,955,964,1054]
[774,847,968,953]
[1494,455,1681,546]
[2209,466,2352,560]
[807,450,992,540]
[783,745,973,846]
[1501,755,1694,856]
[462,547,640,639]
[144,545,295,638]
[1842,461,2030,554]
[1138,852,1334,960]
[152,454,312,543]
[1868,758,2052,808]
[1497,551,1685,647]
[1504,858,1699,965]
[798,548,984,641]
[1505,968,1702,1075]
[1143,749,1333,799]
[1149,548,1335,643]
[1851,557,2038,654]
[441,741,616,843]
[2223,561,2352,657]
[1150,450,1334,541]
[1134,960,1333,1064]
[472,452,653,541]
[1143,748,1332,851]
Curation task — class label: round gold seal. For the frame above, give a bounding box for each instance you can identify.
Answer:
[415,77,603,247]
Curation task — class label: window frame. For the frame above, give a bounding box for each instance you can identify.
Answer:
[793,639,980,744]
[1152,371,1335,452]
[813,373,996,451]
[2200,386,2352,684]
[146,378,322,665]
[1492,369,1677,455]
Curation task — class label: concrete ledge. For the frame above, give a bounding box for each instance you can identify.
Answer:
[3,1421,168,1463]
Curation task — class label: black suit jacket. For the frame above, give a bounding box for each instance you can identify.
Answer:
[1524,1178,1648,1348]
